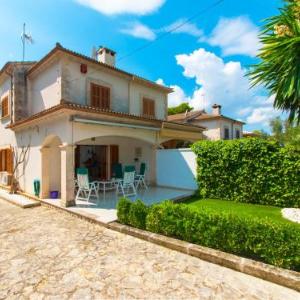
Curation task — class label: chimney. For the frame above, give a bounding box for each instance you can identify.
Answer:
[97,46,116,67]
[212,104,221,116]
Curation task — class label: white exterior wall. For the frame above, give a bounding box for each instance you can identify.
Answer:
[61,57,167,119]
[130,82,167,120]
[194,120,221,140]
[62,57,129,113]
[0,78,15,148]
[194,119,243,140]
[156,149,197,190]
[29,60,62,115]
[14,114,72,195]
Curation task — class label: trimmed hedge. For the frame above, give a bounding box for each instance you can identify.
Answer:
[117,198,300,271]
[191,138,300,207]
[117,198,149,229]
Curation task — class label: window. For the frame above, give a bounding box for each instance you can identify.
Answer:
[224,127,230,140]
[90,83,110,110]
[142,98,155,118]
[1,96,9,118]
[0,148,13,173]
[235,129,240,139]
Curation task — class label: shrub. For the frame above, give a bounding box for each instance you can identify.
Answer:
[128,200,149,229]
[191,138,300,207]
[145,202,300,271]
[117,198,132,225]
[118,199,300,271]
[117,198,149,229]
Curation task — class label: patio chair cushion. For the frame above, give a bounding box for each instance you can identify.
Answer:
[112,163,123,179]
[76,168,88,175]
[139,163,146,176]
[124,165,136,172]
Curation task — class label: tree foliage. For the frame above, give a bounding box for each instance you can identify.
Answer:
[248,0,300,123]
[168,102,193,115]
[269,116,300,149]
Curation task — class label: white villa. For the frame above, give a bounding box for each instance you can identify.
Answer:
[168,104,244,141]
[0,44,203,207]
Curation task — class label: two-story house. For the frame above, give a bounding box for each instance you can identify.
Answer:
[168,104,244,141]
[0,43,203,206]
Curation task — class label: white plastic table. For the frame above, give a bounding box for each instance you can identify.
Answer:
[96,180,117,198]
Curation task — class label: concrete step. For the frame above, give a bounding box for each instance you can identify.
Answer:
[0,188,40,208]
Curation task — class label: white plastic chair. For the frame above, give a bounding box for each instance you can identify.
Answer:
[116,171,137,197]
[135,162,148,189]
[75,169,98,203]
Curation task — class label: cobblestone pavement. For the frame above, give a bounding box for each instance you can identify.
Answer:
[0,199,299,300]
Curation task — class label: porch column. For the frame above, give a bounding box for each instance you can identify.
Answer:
[60,144,76,207]
[40,146,50,198]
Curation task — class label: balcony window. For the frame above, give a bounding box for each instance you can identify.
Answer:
[142,98,155,118]
[90,83,110,110]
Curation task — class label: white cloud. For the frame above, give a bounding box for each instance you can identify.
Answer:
[75,0,165,15]
[176,48,251,108]
[121,22,156,40]
[246,107,279,125]
[161,19,203,37]
[159,47,281,129]
[207,16,260,57]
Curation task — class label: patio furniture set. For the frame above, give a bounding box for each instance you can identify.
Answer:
[75,163,148,203]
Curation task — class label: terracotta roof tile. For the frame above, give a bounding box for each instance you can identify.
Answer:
[168,110,245,124]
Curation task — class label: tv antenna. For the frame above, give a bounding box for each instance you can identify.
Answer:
[21,23,34,61]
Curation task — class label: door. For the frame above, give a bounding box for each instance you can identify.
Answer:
[110,145,119,178]
[95,146,108,180]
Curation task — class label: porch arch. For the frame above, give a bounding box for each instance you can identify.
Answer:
[40,135,62,199]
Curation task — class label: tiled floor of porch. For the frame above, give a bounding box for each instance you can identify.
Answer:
[43,186,194,224]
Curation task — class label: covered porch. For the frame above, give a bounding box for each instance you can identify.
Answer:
[39,113,202,221]
[43,186,194,223]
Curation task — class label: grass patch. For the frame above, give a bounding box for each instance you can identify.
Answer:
[186,198,300,227]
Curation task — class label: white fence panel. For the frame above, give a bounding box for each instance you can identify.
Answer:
[156,149,197,190]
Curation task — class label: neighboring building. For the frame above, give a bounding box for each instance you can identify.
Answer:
[0,43,204,206]
[243,131,260,138]
[168,104,244,141]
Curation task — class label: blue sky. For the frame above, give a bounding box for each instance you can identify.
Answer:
[0,0,284,131]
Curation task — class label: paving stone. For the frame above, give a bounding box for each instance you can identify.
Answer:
[0,199,299,300]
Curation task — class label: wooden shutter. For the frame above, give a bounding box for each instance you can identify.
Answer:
[143,98,155,117]
[6,148,13,174]
[0,150,3,171]
[90,83,110,110]
[1,97,9,118]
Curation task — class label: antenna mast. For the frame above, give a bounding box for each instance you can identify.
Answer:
[21,23,33,61]
[22,23,26,61]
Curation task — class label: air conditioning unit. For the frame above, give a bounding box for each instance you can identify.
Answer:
[0,172,12,186]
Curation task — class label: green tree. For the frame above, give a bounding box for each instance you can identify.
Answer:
[270,117,284,144]
[168,102,193,115]
[248,0,300,123]
[252,129,270,140]
[268,116,300,149]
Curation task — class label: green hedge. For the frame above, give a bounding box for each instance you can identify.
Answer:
[117,198,300,271]
[191,138,300,207]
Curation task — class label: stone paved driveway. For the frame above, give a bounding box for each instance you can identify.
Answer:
[0,199,299,300]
